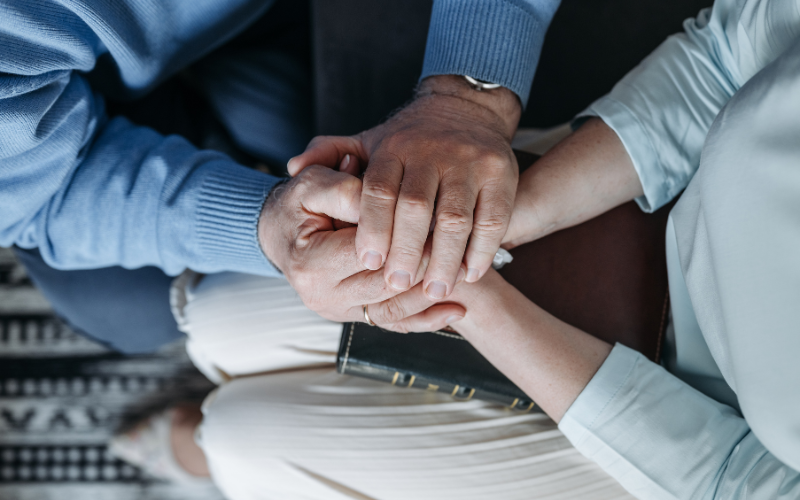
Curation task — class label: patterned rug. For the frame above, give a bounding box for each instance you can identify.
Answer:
[0,248,225,500]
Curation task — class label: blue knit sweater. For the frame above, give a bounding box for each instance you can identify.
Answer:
[0,0,559,276]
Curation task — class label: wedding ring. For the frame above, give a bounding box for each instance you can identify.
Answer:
[363,304,376,326]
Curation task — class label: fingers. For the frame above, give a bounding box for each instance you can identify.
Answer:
[359,282,467,333]
[299,166,362,224]
[288,136,365,176]
[463,178,516,282]
[423,176,479,300]
[355,153,404,271]
[383,163,439,291]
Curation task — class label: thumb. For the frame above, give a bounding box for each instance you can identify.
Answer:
[288,135,366,177]
[301,166,362,224]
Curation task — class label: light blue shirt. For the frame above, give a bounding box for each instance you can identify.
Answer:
[561,0,800,497]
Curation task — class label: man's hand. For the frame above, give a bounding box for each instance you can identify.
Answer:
[288,75,522,301]
[258,165,464,330]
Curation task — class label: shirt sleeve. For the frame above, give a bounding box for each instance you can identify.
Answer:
[421,0,561,108]
[575,0,800,212]
[0,2,281,276]
[559,344,800,500]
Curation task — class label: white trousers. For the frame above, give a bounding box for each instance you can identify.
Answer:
[172,272,633,500]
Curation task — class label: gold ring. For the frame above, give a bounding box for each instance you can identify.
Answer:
[363,304,376,326]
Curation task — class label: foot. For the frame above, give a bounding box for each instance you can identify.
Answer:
[109,404,210,482]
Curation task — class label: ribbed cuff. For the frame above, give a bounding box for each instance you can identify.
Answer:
[575,97,677,213]
[421,0,560,108]
[196,163,283,276]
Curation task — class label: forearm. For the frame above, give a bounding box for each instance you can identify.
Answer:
[449,269,611,422]
[503,118,643,248]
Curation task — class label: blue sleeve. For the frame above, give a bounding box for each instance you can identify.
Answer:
[421,0,561,108]
[0,2,280,276]
[559,344,800,500]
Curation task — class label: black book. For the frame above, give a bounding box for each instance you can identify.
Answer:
[337,322,537,411]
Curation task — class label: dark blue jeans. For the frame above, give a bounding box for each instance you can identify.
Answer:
[14,247,182,354]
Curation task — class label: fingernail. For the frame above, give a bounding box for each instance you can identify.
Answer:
[426,281,447,299]
[466,268,481,283]
[456,267,466,284]
[340,154,350,170]
[363,251,383,270]
[446,315,464,325]
[389,270,411,290]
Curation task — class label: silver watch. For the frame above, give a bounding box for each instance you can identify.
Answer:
[463,75,502,91]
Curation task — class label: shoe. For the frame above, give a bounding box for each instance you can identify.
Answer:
[108,408,210,484]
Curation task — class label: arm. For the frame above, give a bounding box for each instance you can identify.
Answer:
[443,271,800,499]
[289,0,561,301]
[503,117,643,248]
[577,0,800,213]
[0,2,278,276]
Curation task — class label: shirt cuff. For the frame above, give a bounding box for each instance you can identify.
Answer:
[576,97,678,213]
[559,343,641,444]
[421,0,561,108]
[196,163,283,276]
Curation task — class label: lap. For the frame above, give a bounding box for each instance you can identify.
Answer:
[201,368,631,500]
[180,271,633,500]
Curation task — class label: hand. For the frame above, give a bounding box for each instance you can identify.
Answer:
[257,165,464,330]
[419,268,612,422]
[288,75,522,301]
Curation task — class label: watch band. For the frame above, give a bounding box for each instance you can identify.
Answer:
[463,75,502,91]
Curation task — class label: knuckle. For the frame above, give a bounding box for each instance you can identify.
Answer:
[473,214,508,236]
[436,209,472,234]
[480,150,513,173]
[389,243,423,263]
[398,192,431,215]
[381,299,407,324]
[363,178,398,203]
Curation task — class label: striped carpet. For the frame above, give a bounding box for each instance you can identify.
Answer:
[0,248,224,500]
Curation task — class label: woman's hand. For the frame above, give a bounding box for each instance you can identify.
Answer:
[502,118,644,249]
[447,269,612,423]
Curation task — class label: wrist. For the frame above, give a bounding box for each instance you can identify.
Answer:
[417,75,521,140]
[449,269,517,334]
[257,179,290,272]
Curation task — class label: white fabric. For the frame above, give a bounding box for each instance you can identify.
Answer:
[173,271,341,382]
[559,0,800,497]
[174,274,635,500]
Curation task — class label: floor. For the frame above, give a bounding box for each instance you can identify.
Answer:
[0,247,224,500]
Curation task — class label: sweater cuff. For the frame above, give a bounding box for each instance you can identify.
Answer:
[421,0,560,109]
[196,163,283,276]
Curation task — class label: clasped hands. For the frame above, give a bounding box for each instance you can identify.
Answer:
[258,75,525,331]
